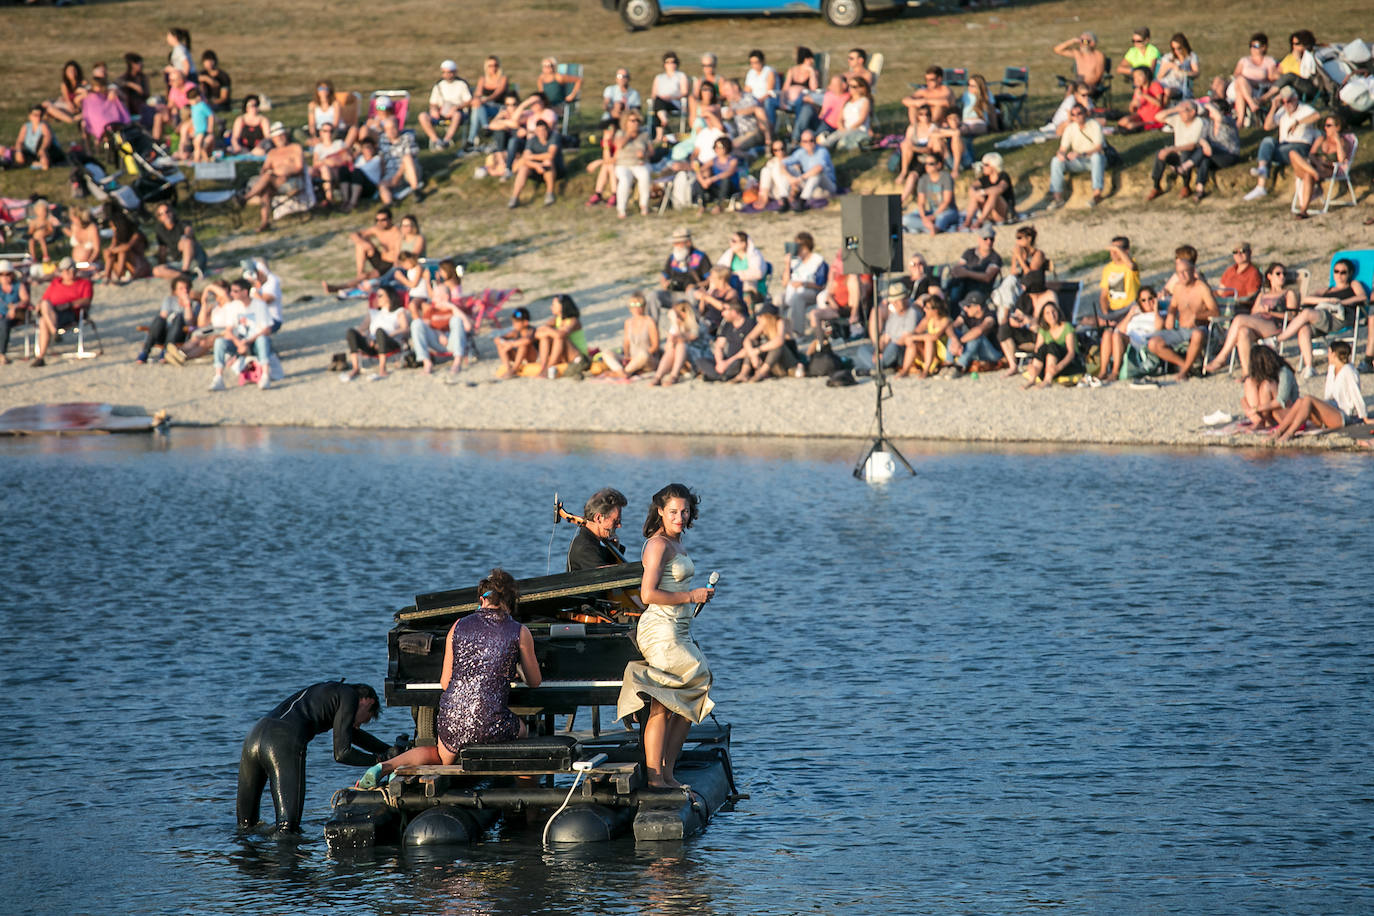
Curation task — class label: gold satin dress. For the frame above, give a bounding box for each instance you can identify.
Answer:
[616,549,715,724]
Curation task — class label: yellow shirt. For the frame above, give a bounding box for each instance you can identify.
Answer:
[1100,262,1140,310]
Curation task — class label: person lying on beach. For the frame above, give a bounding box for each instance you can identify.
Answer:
[494,306,535,377]
[1270,342,1367,442]
[1241,344,1297,429]
[1147,258,1218,381]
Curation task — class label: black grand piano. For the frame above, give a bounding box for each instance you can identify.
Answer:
[326,564,736,849]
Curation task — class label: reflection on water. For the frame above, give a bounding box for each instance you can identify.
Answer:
[2,429,1371,915]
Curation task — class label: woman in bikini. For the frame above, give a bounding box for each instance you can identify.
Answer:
[1290,114,1352,219]
[1204,263,1295,376]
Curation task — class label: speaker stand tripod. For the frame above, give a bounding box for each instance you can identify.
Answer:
[852,271,915,482]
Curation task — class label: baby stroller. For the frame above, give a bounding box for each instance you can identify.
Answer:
[101,123,184,205]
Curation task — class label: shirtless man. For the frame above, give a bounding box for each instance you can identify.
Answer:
[1147,257,1218,381]
[845,48,875,90]
[242,123,304,232]
[904,66,957,125]
[494,306,535,377]
[354,207,402,281]
[1052,32,1108,90]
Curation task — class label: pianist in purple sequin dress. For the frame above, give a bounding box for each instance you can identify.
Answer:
[375,568,542,777]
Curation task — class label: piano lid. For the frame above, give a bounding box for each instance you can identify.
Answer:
[400,563,645,622]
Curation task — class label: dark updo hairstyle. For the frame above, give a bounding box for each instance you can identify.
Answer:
[554,294,579,319]
[1247,343,1289,383]
[478,567,519,614]
[643,483,700,538]
[347,683,380,721]
[796,45,814,65]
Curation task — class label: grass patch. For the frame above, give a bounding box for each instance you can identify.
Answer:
[1068,250,1112,273]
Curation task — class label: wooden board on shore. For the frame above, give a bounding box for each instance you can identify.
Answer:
[0,403,163,436]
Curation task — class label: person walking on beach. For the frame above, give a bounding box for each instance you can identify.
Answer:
[618,484,716,789]
[237,681,391,833]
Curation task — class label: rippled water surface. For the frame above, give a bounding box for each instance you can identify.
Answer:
[2,429,1371,915]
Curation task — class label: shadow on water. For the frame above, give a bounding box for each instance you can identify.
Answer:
[2,427,1371,914]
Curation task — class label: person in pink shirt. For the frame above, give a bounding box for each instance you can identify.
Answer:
[79,77,131,146]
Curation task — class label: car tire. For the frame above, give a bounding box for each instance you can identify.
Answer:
[620,0,660,29]
[823,0,864,27]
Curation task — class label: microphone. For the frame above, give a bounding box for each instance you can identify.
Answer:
[693,571,720,617]
[553,491,561,524]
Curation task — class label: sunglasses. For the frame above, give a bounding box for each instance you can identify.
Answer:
[1334,268,1350,275]
[1251,43,1265,49]
[1232,249,1246,255]
[1140,295,1156,302]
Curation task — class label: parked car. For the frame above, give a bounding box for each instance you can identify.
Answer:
[603,0,905,30]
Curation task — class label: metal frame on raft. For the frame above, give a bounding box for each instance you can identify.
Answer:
[325,565,740,849]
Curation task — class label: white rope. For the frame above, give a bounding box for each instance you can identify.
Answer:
[541,769,588,846]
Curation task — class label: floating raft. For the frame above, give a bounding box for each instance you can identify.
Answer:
[325,564,739,849]
[0,403,166,436]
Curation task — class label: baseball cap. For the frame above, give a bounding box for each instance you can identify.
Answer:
[757,303,780,317]
[512,307,531,321]
[440,59,458,72]
[375,96,392,110]
[978,225,996,240]
[0,259,14,274]
[58,256,75,270]
[960,290,987,308]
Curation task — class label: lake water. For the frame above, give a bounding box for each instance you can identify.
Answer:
[3,429,1371,915]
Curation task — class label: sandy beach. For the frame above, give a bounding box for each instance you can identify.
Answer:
[2,188,1370,450]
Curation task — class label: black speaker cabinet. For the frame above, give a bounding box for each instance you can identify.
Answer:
[841,194,903,275]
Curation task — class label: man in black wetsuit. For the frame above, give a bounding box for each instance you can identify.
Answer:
[566,487,628,571]
[236,681,392,833]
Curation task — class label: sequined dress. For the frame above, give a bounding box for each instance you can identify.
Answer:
[617,548,715,724]
[437,609,523,752]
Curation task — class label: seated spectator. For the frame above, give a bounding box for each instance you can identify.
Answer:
[744,49,780,128]
[532,294,587,377]
[601,291,660,379]
[1243,85,1320,200]
[945,292,999,375]
[1116,27,1161,77]
[1044,81,1092,136]
[409,259,471,375]
[507,119,562,208]
[777,232,827,335]
[855,283,918,372]
[1291,114,1352,219]
[307,80,355,148]
[1276,258,1368,378]
[755,140,793,209]
[1145,101,1206,200]
[1010,225,1050,278]
[229,94,270,154]
[1021,301,1082,388]
[100,201,150,285]
[0,260,32,365]
[197,50,231,113]
[80,76,130,148]
[960,153,1015,230]
[901,154,959,234]
[1241,344,1298,429]
[717,231,766,298]
[1271,342,1367,441]
[377,115,423,203]
[1082,235,1139,328]
[696,266,741,335]
[998,270,1056,375]
[719,79,769,153]
[418,60,472,150]
[466,56,510,148]
[244,257,285,333]
[310,121,354,207]
[809,250,873,340]
[43,60,85,126]
[694,135,739,213]
[137,273,198,364]
[896,105,957,191]
[650,299,702,386]
[1263,31,1320,104]
[13,106,57,170]
[601,68,642,128]
[1183,98,1241,201]
[655,227,710,321]
[30,258,92,368]
[898,293,953,378]
[693,296,754,382]
[904,66,957,125]
[846,48,876,89]
[737,304,796,382]
[26,197,61,265]
[535,57,582,121]
[584,108,624,206]
[150,202,208,278]
[613,112,653,218]
[151,69,191,142]
[494,306,535,377]
[1097,285,1161,381]
[690,52,721,124]
[1231,33,1279,128]
[1205,261,1293,376]
[959,74,999,136]
[494,93,555,175]
[1117,67,1167,132]
[339,286,408,382]
[1156,33,1200,102]
[323,207,402,293]
[779,130,836,208]
[650,51,690,142]
[1217,241,1262,310]
[342,137,382,209]
[242,123,305,232]
[791,74,847,145]
[780,46,820,116]
[946,226,1003,309]
[820,76,871,151]
[1047,102,1106,208]
[1051,32,1108,91]
[1147,257,1218,381]
[118,53,150,126]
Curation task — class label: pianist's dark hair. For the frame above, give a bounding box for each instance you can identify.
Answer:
[643,483,699,538]
[347,683,381,721]
[478,567,519,615]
